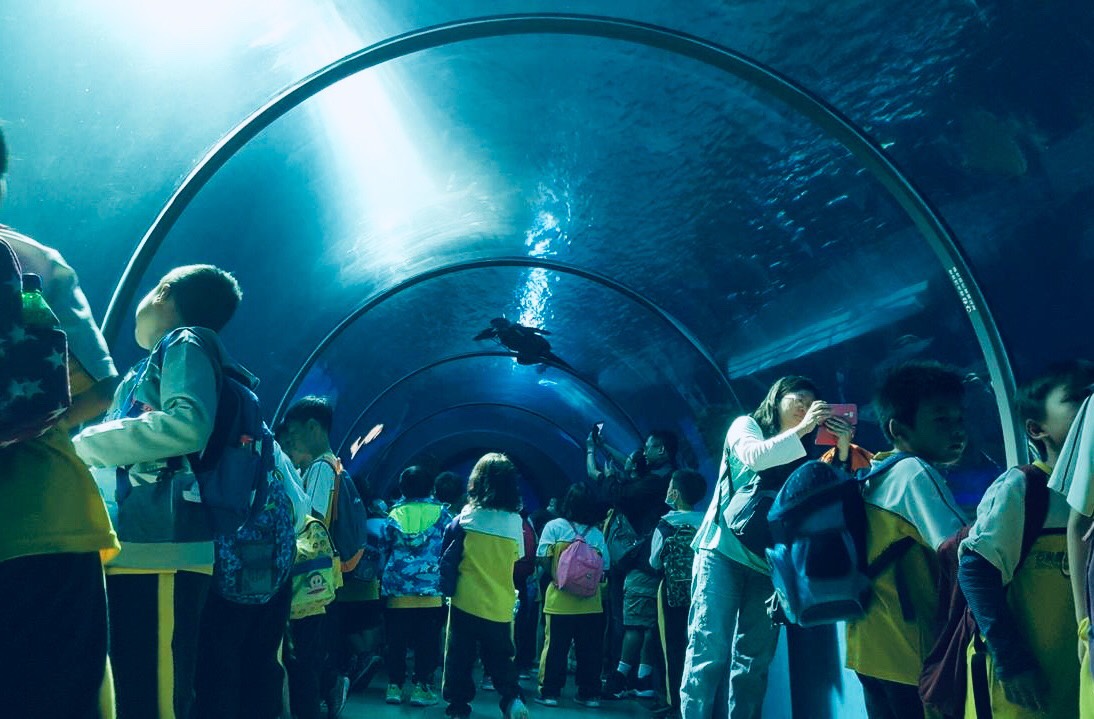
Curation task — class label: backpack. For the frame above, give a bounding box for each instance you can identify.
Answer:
[290,516,342,620]
[660,519,698,608]
[0,236,71,446]
[321,457,369,573]
[605,509,642,570]
[349,513,387,583]
[555,523,605,598]
[919,465,1050,719]
[146,328,296,604]
[765,454,918,627]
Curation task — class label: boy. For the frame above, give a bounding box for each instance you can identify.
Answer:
[73,263,243,719]
[959,360,1092,717]
[845,361,968,719]
[278,396,357,719]
[0,127,120,718]
[649,469,706,719]
[382,465,453,707]
[1042,363,1094,717]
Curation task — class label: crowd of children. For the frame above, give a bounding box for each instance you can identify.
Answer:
[2,124,1094,719]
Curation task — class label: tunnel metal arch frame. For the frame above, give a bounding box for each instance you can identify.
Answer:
[101,12,1025,465]
[357,401,587,490]
[273,256,736,425]
[334,349,644,457]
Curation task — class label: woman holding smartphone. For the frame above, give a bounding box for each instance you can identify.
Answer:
[680,376,852,719]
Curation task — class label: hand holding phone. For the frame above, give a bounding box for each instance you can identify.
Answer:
[815,403,857,445]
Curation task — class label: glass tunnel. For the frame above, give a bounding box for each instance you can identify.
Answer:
[1,1,1091,718]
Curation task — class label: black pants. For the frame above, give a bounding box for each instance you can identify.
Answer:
[605,570,625,673]
[107,570,210,719]
[286,614,329,719]
[658,589,689,710]
[540,612,605,699]
[514,579,538,668]
[857,673,924,719]
[192,582,292,719]
[385,606,445,686]
[442,606,523,714]
[0,552,109,719]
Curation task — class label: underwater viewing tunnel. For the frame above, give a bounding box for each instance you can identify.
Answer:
[1,2,1092,717]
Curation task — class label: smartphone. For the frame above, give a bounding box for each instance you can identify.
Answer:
[815,403,858,446]
[595,422,605,434]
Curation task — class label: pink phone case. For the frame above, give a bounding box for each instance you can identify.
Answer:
[815,404,858,445]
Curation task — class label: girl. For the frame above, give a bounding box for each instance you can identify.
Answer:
[440,453,530,719]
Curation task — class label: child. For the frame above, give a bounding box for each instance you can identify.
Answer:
[278,396,357,719]
[0,128,120,718]
[73,264,247,719]
[650,469,707,719]
[439,453,530,719]
[959,360,1092,718]
[382,464,453,707]
[435,470,468,514]
[536,483,610,708]
[845,361,969,719]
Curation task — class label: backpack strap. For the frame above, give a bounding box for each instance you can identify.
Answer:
[865,536,918,622]
[322,456,344,524]
[568,521,587,540]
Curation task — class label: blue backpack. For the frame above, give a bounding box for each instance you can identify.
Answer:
[145,329,296,603]
[319,457,369,571]
[765,454,916,627]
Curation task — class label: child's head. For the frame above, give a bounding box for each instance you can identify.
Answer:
[467,453,522,512]
[278,396,334,468]
[134,264,242,350]
[433,471,467,508]
[874,361,966,466]
[398,465,434,500]
[751,375,820,438]
[559,483,606,526]
[667,469,706,511]
[1017,360,1094,463]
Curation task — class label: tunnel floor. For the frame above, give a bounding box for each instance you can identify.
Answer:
[341,669,653,719]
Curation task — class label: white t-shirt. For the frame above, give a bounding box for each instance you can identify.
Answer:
[1048,396,1094,516]
[301,453,337,521]
[961,464,1069,583]
[537,518,611,572]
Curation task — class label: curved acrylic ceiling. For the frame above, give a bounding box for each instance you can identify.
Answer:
[94,15,1020,465]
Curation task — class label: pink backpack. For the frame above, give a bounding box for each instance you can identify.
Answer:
[554,523,605,598]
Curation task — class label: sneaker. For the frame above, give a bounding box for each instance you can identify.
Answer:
[446,705,472,719]
[632,675,659,699]
[327,675,349,719]
[518,667,537,681]
[386,684,405,705]
[350,655,383,692]
[507,697,530,719]
[410,683,439,707]
[534,694,559,707]
[482,675,496,692]
[602,671,630,700]
[575,696,601,708]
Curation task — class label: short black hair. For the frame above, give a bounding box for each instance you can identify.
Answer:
[398,465,434,499]
[671,469,707,507]
[0,127,7,177]
[281,396,334,435]
[433,471,466,507]
[161,264,242,332]
[1017,360,1094,455]
[874,361,965,443]
[559,483,606,526]
[647,430,679,461]
[467,453,522,512]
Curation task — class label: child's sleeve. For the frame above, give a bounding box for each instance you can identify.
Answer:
[302,461,336,521]
[650,519,669,571]
[592,529,611,572]
[537,520,557,558]
[726,416,806,477]
[40,246,117,383]
[960,469,1028,583]
[73,332,217,468]
[1049,396,1094,516]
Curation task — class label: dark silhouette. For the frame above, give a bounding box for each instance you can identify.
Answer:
[473,318,575,371]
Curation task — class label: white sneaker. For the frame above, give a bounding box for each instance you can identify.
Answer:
[507,698,530,719]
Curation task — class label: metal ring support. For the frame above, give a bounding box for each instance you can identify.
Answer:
[103,13,1024,463]
[334,350,643,456]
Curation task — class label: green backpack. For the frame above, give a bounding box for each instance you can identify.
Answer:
[660,520,698,608]
[289,516,342,620]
